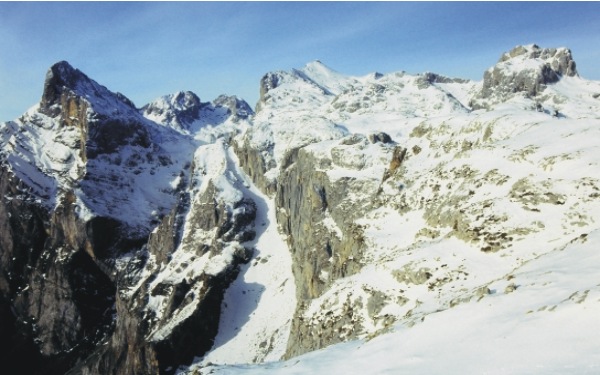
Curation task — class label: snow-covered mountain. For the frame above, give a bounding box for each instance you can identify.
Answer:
[1,44,599,375]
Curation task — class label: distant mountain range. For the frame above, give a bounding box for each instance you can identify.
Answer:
[1,44,599,374]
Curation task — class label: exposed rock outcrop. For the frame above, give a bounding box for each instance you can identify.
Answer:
[271,135,397,358]
[0,168,116,374]
[471,44,578,109]
[213,95,254,122]
[141,91,203,129]
[256,72,283,112]
[0,61,257,375]
[233,137,277,195]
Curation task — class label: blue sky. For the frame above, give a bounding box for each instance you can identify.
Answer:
[1,2,599,120]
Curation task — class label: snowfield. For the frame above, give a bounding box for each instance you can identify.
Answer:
[187,49,600,374]
[200,229,600,375]
[201,147,296,364]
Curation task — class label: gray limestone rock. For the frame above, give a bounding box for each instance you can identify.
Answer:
[142,91,203,127]
[213,95,254,121]
[256,72,283,112]
[0,168,116,374]
[471,45,578,109]
[275,144,389,358]
[368,132,393,144]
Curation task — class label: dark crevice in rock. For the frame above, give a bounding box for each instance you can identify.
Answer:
[67,249,116,345]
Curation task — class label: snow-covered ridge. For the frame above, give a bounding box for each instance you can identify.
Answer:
[1,44,599,375]
[295,60,359,96]
[248,60,479,190]
[0,60,256,234]
[196,45,600,373]
[142,91,254,144]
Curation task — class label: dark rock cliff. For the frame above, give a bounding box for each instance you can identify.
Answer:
[0,167,116,374]
[0,61,257,374]
[234,131,399,358]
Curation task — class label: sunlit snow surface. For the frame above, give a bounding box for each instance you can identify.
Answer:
[184,62,600,373]
[200,148,296,364]
[2,57,600,374]
[198,229,600,375]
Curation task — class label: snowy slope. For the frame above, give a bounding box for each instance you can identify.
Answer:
[2,46,599,375]
[188,47,600,373]
[295,60,358,96]
[246,61,474,188]
[201,230,600,375]
[200,147,296,365]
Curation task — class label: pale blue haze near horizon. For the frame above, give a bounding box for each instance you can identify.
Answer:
[1,2,599,121]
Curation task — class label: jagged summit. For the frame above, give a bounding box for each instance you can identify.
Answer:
[212,94,254,120]
[471,44,579,109]
[498,44,577,76]
[0,61,201,230]
[142,91,253,136]
[41,60,87,113]
[142,91,203,128]
[39,60,138,123]
[44,61,84,89]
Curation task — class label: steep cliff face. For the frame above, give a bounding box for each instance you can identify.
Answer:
[73,141,258,374]
[0,61,257,374]
[275,135,399,300]
[274,136,405,357]
[233,137,277,195]
[0,167,116,374]
[0,167,50,374]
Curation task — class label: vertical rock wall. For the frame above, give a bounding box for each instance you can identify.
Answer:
[0,167,116,374]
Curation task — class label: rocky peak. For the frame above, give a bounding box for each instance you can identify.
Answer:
[42,61,84,99]
[212,95,253,121]
[141,91,203,128]
[142,91,253,130]
[470,44,578,109]
[40,61,87,116]
[498,44,577,77]
[257,71,283,111]
[39,60,138,121]
[171,90,202,111]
